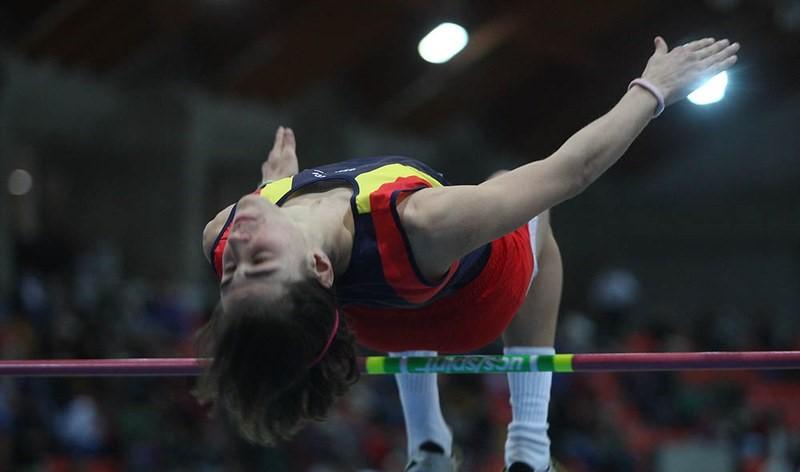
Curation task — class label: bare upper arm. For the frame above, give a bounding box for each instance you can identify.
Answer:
[399,155,581,272]
[202,204,235,262]
[399,185,510,276]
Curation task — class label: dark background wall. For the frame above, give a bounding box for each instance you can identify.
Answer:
[0,0,798,322]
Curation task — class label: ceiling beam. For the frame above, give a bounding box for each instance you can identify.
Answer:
[225,0,410,103]
[385,0,648,127]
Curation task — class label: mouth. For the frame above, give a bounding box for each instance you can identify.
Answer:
[231,212,261,235]
[233,203,262,224]
[233,214,257,225]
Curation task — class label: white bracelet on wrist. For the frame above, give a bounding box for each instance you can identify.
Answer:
[628,78,665,118]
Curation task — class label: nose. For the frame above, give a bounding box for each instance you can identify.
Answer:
[229,217,259,242]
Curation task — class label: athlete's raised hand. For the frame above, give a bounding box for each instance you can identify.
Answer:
[261,126,299,183]
[641,36,739,107]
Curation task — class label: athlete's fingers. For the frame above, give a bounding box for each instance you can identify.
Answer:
[284,127,295,151]
[681,37,715,51]
[696,38,731,60]
[706,53,738,76]
[270,126,285,153]
[702,42,740,69]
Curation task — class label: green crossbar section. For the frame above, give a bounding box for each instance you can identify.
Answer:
[364,354,574,374]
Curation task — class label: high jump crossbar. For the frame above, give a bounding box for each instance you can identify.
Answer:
[0,351,800,377]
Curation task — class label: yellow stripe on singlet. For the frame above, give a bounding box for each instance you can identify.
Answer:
[353,164,444,214]
[259,176,294,204]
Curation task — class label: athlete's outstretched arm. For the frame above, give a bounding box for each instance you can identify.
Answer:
[402,36,738,270]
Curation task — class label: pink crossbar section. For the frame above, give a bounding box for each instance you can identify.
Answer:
[0,351,799,377]
[570,351,800,371]
[0,358,209,377]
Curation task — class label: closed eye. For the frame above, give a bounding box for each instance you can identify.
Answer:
[220,268,277,293]
[244,269,276,279]
[220,251,269,284]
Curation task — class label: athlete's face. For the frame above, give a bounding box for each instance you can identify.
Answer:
[219,194,309,311]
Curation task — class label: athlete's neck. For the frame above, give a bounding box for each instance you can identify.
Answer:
[281,198,352,274]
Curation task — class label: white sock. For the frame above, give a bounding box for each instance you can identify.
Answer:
[390,350,453,457]
[504,346,554,470]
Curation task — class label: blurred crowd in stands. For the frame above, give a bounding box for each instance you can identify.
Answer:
[2,235,800,471]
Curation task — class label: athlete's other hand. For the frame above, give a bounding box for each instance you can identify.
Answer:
[641,36,739,106]
[261,126,299,183]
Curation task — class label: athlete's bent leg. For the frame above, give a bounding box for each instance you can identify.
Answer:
[502,214,563,472]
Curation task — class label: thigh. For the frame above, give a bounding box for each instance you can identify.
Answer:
[530,210,551,261]
[503,225,563,347]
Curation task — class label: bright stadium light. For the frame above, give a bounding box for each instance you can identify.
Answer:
[418,22,469,64]
[687,71,729,105]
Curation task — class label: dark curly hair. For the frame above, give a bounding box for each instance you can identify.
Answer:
[193,278,359,445]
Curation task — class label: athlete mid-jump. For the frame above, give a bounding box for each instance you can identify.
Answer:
[195,36,738,472]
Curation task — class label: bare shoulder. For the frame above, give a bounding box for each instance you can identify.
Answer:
[393,190,427,247]
[202,204,235,261]
[395,190,444,280]
[395,187,479,281]
[396,183,523,278]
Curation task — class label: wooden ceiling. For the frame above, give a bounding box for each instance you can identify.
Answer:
[1,0,798,173]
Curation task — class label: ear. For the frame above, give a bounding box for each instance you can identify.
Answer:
[309,250,335,288]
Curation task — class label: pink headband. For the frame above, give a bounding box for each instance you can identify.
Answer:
[308,310,340,368]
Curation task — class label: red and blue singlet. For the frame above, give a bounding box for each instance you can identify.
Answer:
[210,156,536,353]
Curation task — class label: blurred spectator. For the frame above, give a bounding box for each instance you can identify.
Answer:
[54,395,106,455]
